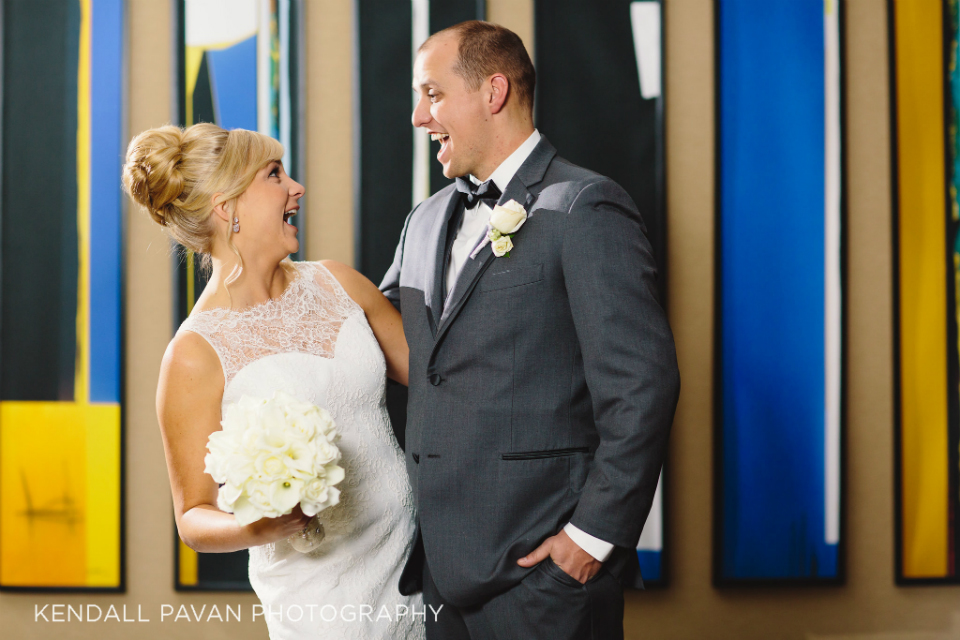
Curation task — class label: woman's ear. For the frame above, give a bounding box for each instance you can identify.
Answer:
[211,194,232,224]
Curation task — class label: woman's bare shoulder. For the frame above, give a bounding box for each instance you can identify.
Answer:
[159,330,224,396]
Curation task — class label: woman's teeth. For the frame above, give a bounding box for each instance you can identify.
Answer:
[283,210,296,223]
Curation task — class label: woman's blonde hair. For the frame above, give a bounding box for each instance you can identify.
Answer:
[121,123,284,257]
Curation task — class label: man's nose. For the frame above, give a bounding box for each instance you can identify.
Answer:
[412,96,431,128]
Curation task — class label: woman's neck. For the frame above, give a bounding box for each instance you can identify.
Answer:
[200,255,293,311]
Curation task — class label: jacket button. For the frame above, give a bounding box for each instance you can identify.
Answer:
[429,373,442,386]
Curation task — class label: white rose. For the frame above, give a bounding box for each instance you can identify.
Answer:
[489,199,527,234]
[491,235,513,257]
[254,451,291,482]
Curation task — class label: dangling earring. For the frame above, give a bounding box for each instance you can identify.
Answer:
[232,217,240,233]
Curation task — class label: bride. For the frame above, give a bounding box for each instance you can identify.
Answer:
[122,123,424,639]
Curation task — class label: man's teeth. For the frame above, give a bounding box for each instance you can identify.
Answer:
[430,133,449,142]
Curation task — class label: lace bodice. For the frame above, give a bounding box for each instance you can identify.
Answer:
[177,261,422,640]
[180,261,359,388]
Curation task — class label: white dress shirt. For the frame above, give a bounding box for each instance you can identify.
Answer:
[445,129,614,563]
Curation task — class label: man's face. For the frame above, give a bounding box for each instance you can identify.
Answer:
[412,33,490,179]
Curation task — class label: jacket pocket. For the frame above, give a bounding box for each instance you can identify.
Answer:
[479,263,544,292]
[501,446,589,461]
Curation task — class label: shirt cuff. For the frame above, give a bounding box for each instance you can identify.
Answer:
[563,523,614,562]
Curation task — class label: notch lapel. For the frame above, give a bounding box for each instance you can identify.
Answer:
[433,136,557,344]
[425,189,463,337]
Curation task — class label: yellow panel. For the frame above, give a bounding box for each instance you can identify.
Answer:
[895,0,950,578]
[85,405,121,586]
[1,403,84,586]
[179,540,199,586]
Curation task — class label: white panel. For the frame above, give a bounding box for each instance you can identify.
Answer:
[823,0,842,546]
[257,0,272,135]
[630,2,661,100]
[186,0,258,47]
[637,471,663,551]
[412,0,431,205]
[279,0,292,168]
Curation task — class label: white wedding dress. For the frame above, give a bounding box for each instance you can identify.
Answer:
[178,261,424,640]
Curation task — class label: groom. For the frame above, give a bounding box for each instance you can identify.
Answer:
[380,20,679,639]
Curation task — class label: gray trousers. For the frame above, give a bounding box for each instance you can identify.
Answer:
[423,556,625,640]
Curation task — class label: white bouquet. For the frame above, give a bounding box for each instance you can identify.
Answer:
[203,391,345,552]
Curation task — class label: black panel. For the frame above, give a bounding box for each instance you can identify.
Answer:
[427,0,485,196]
[0,0,80,401]
[534,0,666,304]
[535,0,667,586]
[192,52,216,125]
[355,0,414,283]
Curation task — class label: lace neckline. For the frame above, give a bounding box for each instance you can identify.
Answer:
[189,263,306,321]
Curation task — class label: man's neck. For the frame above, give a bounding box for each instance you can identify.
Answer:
[471,125,536,183]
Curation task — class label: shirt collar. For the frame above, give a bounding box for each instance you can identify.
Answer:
[469,129,541,192]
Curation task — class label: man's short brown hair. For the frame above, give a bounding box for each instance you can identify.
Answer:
[422,20,536,113]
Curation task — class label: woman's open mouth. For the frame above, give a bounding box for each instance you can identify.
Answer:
[283,209,297,226]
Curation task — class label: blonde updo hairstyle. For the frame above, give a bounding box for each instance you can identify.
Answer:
[121,123,284,268]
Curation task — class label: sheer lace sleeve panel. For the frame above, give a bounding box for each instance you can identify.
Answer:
[176,261,363,388]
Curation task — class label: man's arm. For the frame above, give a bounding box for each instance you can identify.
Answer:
[562,178,679,546]
[518,178,679,580]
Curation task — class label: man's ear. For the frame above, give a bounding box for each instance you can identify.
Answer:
[488,74,509,114]
[211,194,232,223]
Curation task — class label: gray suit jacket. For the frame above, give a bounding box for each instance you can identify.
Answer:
[380,136,679,607]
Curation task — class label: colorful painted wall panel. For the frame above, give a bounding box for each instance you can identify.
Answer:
[891,0,960,584]
[714,0,844,585]
[174,0,303,591]
[0,0,124,591]
[534,0,668,585]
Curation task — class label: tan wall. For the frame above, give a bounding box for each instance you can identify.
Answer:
[2,0,958,638]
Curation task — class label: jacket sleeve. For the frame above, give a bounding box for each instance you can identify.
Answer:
[379,206,417,312]
[561,178,680,548]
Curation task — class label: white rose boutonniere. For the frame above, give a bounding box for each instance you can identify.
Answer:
[491,235,514,257]
[470,199,528,259]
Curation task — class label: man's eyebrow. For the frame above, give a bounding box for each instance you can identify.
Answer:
[414,79,439,91]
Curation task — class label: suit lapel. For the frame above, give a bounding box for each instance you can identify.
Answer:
[434,136,558,342]
[425,189,462,337]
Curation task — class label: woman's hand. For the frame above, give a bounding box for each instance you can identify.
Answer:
[245,505,314,546]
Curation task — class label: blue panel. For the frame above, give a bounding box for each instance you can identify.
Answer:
[718,0,837,580]
[88,0,123,404]
[207,35,257,131]
[637,550,661,583]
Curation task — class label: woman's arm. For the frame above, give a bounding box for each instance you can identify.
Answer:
[157,331,311,553]
[322,260,410,386]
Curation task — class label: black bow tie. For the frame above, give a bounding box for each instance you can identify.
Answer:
[455,177,502,209]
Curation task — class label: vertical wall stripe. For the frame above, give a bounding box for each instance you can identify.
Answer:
[893,0,949,579]
[89,0,123,404]
[75,0,92,406]
[412,0,430,206]
[716,0,842,583]
[824,0,842,547]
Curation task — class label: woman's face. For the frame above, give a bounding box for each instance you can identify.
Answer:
[233,160,304,262]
